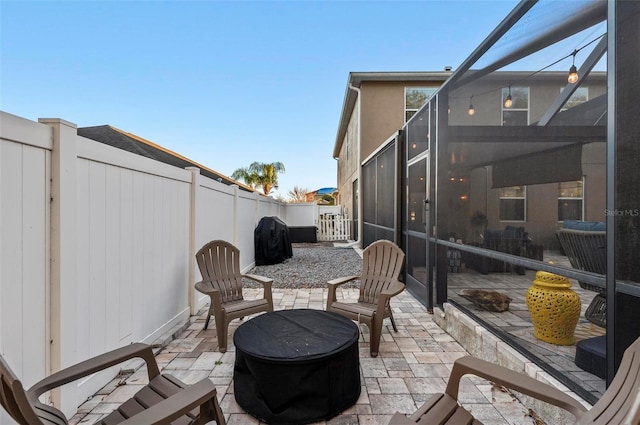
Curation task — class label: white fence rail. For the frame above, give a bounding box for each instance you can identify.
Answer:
[317,214,350,241]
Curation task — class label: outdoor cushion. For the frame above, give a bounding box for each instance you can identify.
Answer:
[562,220,606,231]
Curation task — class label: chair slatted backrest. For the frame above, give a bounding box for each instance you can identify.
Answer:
[581,337,640,424]
[557,229,606,274]
[196,240,244,303]
[0,355,43,425]
[557,229,607,294]
[359,240,405,304]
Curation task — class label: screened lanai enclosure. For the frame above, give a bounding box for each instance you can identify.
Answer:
[360,0,640,405]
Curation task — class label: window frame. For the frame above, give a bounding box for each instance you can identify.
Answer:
[501,86,530,126]
[557,178,585,222]
[562,86,589,111]
[499,185,527,222]
[405,87,437,123]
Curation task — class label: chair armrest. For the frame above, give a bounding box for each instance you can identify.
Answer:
[244,274,273,310]
[328,275,359,287]
[623,389,640,425]
[118,379,223,425]
[376,281,405,310]
[195,280,219,295]
[326,276,359,311]
[243,274,273,286]
[195,281,223,311]
[388,412,416,424]
[446,356,587,420]
[380,281,405,298]
[29,343,160,398]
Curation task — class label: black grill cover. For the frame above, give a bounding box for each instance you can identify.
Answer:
[254,216,293,266]
[233,310,361,424]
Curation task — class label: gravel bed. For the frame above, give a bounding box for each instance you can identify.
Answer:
[244,243,362,288]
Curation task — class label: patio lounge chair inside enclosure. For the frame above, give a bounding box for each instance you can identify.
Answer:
[0,343,226,425]
[195,240,274,352]
[326,239,406,357]
[466,226,543,275]
[556,220,607,327]
[390,336,640,425]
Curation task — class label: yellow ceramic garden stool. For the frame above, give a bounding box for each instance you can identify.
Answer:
[526,271,581,345]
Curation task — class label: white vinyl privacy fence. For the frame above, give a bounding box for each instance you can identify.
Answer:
[0,111,287,420]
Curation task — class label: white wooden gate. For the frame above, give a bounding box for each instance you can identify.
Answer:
[317,214,350,241]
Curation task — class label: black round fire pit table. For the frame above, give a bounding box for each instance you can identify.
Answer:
[233,309,361,424]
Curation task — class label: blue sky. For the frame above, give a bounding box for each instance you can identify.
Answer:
[1,0,518,199]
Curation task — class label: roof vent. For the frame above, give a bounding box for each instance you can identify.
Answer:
[444,66,452,71]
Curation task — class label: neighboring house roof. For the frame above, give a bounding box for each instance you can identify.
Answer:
[305,187,337,204]
[305,187,337,198]
[316,187,337,195]
[333,71,452,158]
[78,125,255,192]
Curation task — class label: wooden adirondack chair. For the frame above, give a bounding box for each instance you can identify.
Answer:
[0,343,226,425]
[326,239,405,357]
[195,240,274,353]
[389,336,640,425]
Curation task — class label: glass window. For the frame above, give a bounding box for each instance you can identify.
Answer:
[558,179,584,221]
[563,87,589,110]
[499,186,526,221]
[406,87,437,122]
[502,86,529,126]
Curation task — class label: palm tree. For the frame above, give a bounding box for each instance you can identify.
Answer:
[255,161,285,195]
[231,161,285,195]
[231,166,260,190]
[287,186,308,203]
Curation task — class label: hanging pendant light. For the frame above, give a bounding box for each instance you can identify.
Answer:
[468,96,475,116]
[568,50,579,84]
[504,85,513,108]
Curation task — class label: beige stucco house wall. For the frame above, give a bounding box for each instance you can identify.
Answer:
[333,72,451,241]
[333,71,606,249]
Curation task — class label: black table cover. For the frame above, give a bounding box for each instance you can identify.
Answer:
[233,309,360,424]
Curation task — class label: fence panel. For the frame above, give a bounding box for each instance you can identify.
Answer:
[283,203,317,226]
[0,113,52,424]
[195,177,236,251]
[67,136,193,414]
[236,191,260,267]
[76,139,193,349]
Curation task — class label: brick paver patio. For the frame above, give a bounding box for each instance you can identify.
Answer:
[70,287,542,425]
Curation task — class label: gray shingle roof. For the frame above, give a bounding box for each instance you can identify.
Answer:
[77,125,254,192]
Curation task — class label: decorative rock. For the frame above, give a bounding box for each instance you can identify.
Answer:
[248,244,363,288]
[458,289,512,312]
